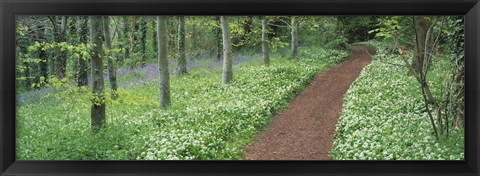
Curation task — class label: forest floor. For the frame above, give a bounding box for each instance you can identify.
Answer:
[243,46,373,160]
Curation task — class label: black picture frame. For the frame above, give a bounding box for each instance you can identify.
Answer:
[1,0,479,176]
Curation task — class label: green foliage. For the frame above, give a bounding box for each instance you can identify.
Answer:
[326,37,349,50]
[331,41,464,160]
[18,41,123,91]
[229,16,289,53]
[337,16,376,43]
[25,41,92,64]
[16,47,348,160]
[269,36,289,53]
[369,17,402,38]
[369,17,415,48]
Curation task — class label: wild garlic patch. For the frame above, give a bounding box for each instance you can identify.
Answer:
[16,47,348,160]
[331,41,464,160]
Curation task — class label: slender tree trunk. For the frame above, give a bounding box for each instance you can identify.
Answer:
[290,16,299,59]
[157,16,171,108]
[177,16,187,75]
[54,16,68,79]
[262,16,270,67]
[191,19,197,55]
[24,63,31,90]
[453,17,465,128]
[244,16,254,34]
[215,16,222,60]
[71,17,80,84]
[129,16,137,69]
[67,17,77,43]
[121,17,130,66]
[413,17,437,105]
[405,16,441,140]
[220,16,233,84]
[413,16,431,73]
[140,17,147,67]
[36,23,48,86]
[168,19,177,59]
[22,46,31,90]
[89,16,106,133]
[76,16,89,87]
[65,16,76,84]
[48,50,55,77]
[103,16,118,99]
[113,17,123,66]
[152,17,158,55]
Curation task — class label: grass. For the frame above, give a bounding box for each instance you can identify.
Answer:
[16,47,348,160]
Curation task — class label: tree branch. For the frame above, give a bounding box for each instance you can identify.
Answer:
[47,16,57,29]
[268,23,289,28]
[279,19,292,28]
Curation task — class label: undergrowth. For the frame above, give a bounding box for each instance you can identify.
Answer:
[331,41,464,160]
[16,47,348,160]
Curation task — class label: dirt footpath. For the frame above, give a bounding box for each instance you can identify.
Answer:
[243,46,373,160]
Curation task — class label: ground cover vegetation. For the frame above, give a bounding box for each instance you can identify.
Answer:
[332,16,465,160]
[15,16,464,160]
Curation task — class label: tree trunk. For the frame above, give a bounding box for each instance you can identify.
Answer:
[54,16,68,79]
[409,16,441,140]
[140,17,147,67]
[24,63,31,90]
[413,16,431,73]
[215,16,222,60]
[129,16,137,69]
[157,16,171,108]
[22,46,31,91]
[36,23,48,86]
[152,17,158,56]
[177,16,187,75]
[450,16,465,128]
[244,16,254,34]
[191,18,197,55]
[89,16,106,133]
[120,17,130,66]
[262,16,270,67]
[67,17,77,43]
[220,16,233,84]
[65,16,76,85]
[290,16,299,59]
[413,16,437,105]
[76,16,89,87]
[103,16,118,99]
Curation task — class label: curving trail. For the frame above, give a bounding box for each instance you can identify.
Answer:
[243,46,373,160]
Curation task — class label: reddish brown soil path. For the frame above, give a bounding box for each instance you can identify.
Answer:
[243,46,373,160]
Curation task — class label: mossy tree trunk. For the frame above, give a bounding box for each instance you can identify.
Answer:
[215,16,222,60]
[120,17,130,66]
[152,17,158,56]
[76,16,89,87]
[103,16,118,99]
[89,16,106,133]
[129,16,137,69]
[36,23,48,86]
[140,17,147,67]
[412,16,432,73]
[220,16,233,85]
[177,16,187,75]
[54,16,68,79]
[157,16,171,108]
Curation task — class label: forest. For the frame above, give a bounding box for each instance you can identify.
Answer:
[15,16,464,160]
